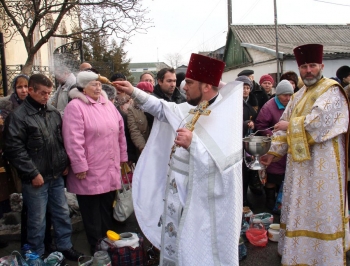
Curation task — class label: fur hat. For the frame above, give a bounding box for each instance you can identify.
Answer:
[293,44,323,66]
[259,74,274,85]
[102,84,116,101]
[136,82,154,93]
[186,53,225,87]
[235,76,252,91]
[280,71,298,87]
[237,69,254,77]
[336,66,350,80]
[76,71,99,88]
[276,80,294,95]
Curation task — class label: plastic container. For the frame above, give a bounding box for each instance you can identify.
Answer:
[268,223,280,242]
[25,253,45,266]
[21,244,33,256]
[92,251,111,266]
[44,252,65,266]
[242,207,253,223]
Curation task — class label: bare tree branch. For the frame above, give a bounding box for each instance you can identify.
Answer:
[164,53,184,68]
[0,0,151,74]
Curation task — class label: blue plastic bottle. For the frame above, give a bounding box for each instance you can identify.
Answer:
[25,253,45,266]
[22,244,32,253]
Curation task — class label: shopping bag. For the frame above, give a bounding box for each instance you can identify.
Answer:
[96,235,145,266]
[121,163,134,185]
[246,228,268,247]
[273,182,283,214]
[113,163,134,222]
[0,251,28,266]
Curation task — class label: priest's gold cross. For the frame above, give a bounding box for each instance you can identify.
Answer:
[170,100,211,159]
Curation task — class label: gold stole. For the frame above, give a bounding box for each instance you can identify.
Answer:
[287,78,340,162]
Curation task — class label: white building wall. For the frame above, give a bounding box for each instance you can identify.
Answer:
[223,58,350,83]
[3,11,78,69]
[222,60,278,83]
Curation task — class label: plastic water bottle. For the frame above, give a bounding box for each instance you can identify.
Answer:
[44,252,64,266]
[21,244,33,255]
[92,251,111,266]
[25,253,45,266]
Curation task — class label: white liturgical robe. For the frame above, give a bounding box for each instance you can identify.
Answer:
[132,81,243,266]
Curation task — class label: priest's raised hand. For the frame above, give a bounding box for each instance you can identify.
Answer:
[112,80,135,95]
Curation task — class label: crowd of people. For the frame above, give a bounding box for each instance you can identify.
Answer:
[0,43,349,266]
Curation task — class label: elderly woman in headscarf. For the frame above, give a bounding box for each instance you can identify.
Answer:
[0,74,29,248]
[62,71,128,255]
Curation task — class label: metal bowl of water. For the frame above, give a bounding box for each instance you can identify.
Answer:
[243,136,271,170]
[243,136,271,156]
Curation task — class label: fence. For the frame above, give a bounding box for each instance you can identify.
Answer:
[5,65,52,95]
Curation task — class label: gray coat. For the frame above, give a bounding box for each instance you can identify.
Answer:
[48,73,76,116]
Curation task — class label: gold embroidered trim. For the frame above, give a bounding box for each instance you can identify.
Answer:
[271,135,287,142]
[287,78,339,162]
[288,116,311,162]
[280,223,345,240]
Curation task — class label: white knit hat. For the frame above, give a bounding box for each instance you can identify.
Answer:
[76,71,99,88]
[276,80,294,95]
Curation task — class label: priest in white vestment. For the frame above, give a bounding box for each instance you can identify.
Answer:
[114,53,243,266]
[262,44,350,265]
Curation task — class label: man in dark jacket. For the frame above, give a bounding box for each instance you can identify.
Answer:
[238,69,268,112]
[3,74,83,260]
[153,68,186,104]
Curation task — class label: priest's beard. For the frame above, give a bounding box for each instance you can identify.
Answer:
[187,85,203,106]
[302,69,323,86]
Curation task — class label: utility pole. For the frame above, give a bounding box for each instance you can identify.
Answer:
[228,0,232,30]
[274,0,280,83]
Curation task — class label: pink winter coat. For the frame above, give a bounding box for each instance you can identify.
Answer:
[62,89,128,195]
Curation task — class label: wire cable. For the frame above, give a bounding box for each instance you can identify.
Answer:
[313,0,350,7]
[178,0,224,53]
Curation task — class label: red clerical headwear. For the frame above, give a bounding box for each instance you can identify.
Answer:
[186,53,225,87]
[293,44,323,67]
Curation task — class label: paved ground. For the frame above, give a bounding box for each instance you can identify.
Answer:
[1,189,350,265]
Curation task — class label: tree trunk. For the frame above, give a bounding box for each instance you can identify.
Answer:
[21,54,35,75]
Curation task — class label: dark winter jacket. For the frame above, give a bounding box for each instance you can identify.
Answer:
[3,96,69,183]
[0,94,21,132]
[251,81,268,112]
[255,98,286,175]
[243,100,257,137]
[152,84,186,104]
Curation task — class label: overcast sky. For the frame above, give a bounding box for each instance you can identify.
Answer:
[124,0,350,65]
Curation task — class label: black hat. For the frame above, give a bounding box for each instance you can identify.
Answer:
[176,72,185,88]
[237,69,254,77]
[336,66,350,80]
